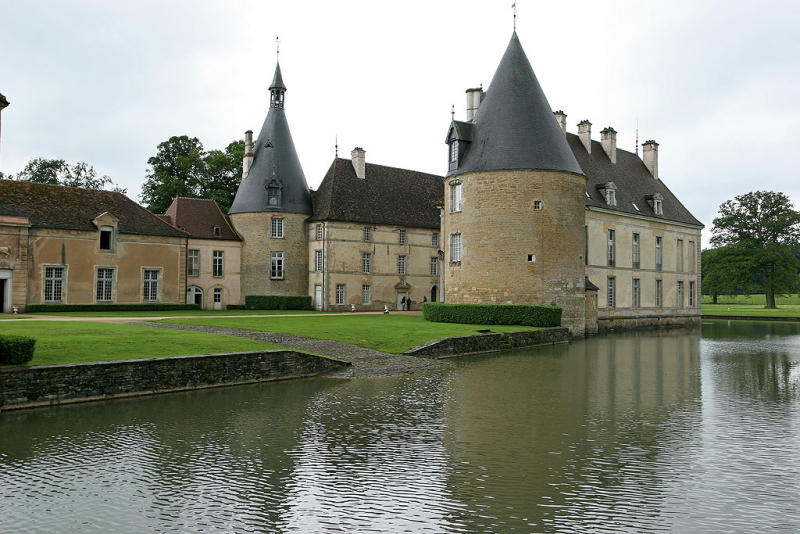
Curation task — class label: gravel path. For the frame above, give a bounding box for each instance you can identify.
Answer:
[134,322,449,378]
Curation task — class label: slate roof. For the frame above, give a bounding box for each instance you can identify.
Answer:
[567,134,703,227]
[448,32,583,178]
[0,180,187,237]
[310,158,443,229]
[162,197,241,240]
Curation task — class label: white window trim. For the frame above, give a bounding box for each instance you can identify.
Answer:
[271,217,285,239]
[42,264,67,303]
[270,251,285,280]
[361,284,371,305]
[96,267,115,303]
[335,284,346,305]
[398,255,407,275]
[212,250,224,278]
[450,232,462,262]
[362,252,372,274]
[188,249,200,277]
[142,267,162,303]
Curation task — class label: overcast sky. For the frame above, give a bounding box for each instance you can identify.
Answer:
[2,0,798,246]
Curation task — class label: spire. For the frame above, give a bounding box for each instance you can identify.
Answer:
[447,32,583,177]
[269,62,286,108]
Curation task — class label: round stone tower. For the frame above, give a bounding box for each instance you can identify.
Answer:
[229,61,313,298]
[443,33,587,335]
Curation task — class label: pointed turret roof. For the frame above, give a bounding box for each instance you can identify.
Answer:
[229,62,312,215]
[448,33,583,177]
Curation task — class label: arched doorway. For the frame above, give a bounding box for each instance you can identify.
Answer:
[430,285,437,302]
[186,286,203,308]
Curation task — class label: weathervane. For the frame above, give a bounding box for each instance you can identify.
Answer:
[512,2,517,31]
[276,35,280,60]
[335,134,338,158]
[635,118,639,156]
[451,104,455,120]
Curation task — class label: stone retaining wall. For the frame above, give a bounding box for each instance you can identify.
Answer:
[598,314,701,333]
[0,350,348,411]
[403,328,570,358]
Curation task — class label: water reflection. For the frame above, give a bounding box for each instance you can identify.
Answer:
[1,321,800,533]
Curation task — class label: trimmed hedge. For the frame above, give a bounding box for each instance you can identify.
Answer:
[25,304,200,313]
[226,304,246,310]
[245,295,312,310]
[0,335,36,365]
[422,302,562,327]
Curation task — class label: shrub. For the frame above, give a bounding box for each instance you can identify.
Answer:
[423,302,561,327]
[0,335,36,365]
[26,304,200,312]
[245,295,313,310]
[226,304,246,310]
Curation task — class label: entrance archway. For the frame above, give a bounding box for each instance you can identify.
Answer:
[430,285,437,302]
[186,286,204,308]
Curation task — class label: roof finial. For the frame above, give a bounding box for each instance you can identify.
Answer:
[635,117,639,156]
[276,35,280,60]
[512,2,517,32]
[335,134,338,158]
[451,104,455,120]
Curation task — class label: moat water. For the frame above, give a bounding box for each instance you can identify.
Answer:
[2,320,800,533]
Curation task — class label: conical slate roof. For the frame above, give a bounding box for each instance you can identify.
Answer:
[448,33,583,177]
[229,63,312,215]
[269,62,286,91]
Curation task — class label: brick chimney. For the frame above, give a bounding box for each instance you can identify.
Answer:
[553,110,567,135]
[465,87,484,122]
[601,127,617,164]
[642,140,659,180]
[242,130,254,180]
[577,120,592,153]
[351,147,366,179]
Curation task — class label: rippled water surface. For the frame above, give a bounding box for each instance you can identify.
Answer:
[2,320,800,533]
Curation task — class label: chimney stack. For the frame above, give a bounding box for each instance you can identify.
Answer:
[642,140,659,180]
[577,120,592,153]
[553,110,567,135]
[600,127,617,164]
[465,87,484,122]
[351,147,366,179]
[242,130,254,180]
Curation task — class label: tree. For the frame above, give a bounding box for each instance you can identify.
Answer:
[140,136,244,214]
[12,157,126,193]
[701,246,758,303]
[711,191,800,308]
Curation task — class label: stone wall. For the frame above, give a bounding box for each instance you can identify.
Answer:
[403,327,570,358]
[0,350,348,411]
[597,314,701,333]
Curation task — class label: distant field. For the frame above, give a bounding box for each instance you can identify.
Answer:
[701,294,800,305]
[702,303,800,318]
[0,322,283,366]
[23,309,323,318]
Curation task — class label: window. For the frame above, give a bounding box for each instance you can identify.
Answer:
[363,226,372,242]
[448,140,458,171]
[99,226,113,251]
[450,181,462,212]
[656,279,663,307]
[362,252,372,274]
[271,218,284,238]
[314,249,323,272]
[607,277,615,308]
[315,223,323,240]
[361,284,371,305]
[212,250,224,277]
[143,269,159,302]
[188,249,200,277]
[607,229,615,267]
[677,239,684,272]
[655,236,663,271]
[398,228,406,244]
[450,233,462,262]
[398,255,407,274]
[632,278,640,308]
[689,241,696,273]
[654,198,663,215]
[96,268,113,302]
[677,281,684,307]
[585,225,588,266]
[44,266,64,302]
[533,200,543,210]
[430,257,438,276]
[214,287,222,304]
[585,191,591,199]
[689,281,696,307]
[270,251,284,279]
[336,284,345,305]
[632,233,640,269]
[213,226,221,237]
[432,233,439,247]
[632,202,640,212]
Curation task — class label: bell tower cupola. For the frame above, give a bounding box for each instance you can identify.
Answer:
[269,63,286,109]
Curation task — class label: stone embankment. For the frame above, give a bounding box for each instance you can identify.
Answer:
[403,328,570,358]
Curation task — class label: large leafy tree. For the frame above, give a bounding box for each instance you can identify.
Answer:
[11,157,126,192]
[701,246,758,303]
[711,191,800,308]
[140,136,244,214]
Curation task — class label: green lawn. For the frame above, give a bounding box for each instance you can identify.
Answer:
[160,314,539,354]
[0,321,283,366]
[701,294,800,305]
[23,309,323,318]
[701,303,800,318]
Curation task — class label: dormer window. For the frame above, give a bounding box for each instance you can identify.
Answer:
[448,140,459,171]
[599,181,617,207]
[647,193,664,216]
[213,226,221,237]
[99,225,114,251]
[267,178,282,208]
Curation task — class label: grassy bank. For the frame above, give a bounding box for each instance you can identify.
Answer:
[22,309,323,318]
[160,314,539,354]
[0,322,282,366]
[701,294,800,305]
[701,303,800,318]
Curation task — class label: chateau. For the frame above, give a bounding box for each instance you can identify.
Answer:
[0,32,702,335]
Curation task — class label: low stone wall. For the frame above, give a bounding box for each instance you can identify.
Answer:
[598,314,701,333]
[403,328,570,358]
[0,350,348,411]
[702,315,800,322]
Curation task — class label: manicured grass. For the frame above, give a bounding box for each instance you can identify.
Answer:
[701,303,800,318]
[23,309,323,318]
[0,321,283,366]
[160,314,539,354]
[701,294,800,305]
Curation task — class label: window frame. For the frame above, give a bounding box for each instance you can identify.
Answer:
[335,284,345,305]
[607,276,616,308]
[314,249,323,272]
[213,287,223,304]
[432,233,439,247]
[430,257,438,276]
[99,225,114,251]
[450,181,462,213]
[363,226,372,242]
[212,250,224,277]
[44,266,64,303]
[450,233,462,262]
[632,233,640,269]
[632,278,640,308]
[398,228,406,244]
[362,252,372,274]
[143,268,160,303]
[96,267,114,303]
[315,223,323,240]
[271,217,284,239]
[607,229,616,267]
[677,280,684,308]
[188,249,200,277]
[397,255,407,275]
[361,284,371,305]
[448,140,458,171]
[655,236,663,271]
[655,279,663,307]
[270,251,284,280]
